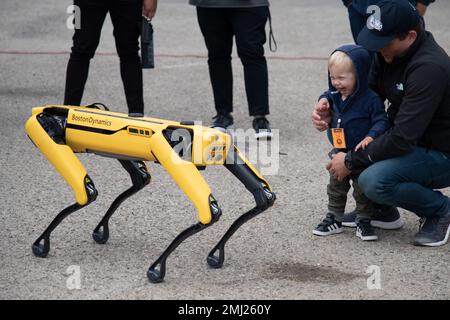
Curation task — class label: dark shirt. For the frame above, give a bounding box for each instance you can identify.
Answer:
[348,30,450,170]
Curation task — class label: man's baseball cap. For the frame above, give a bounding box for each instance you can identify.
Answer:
[357,0,421,51]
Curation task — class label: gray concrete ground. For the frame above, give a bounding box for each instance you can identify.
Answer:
[0,0,449,300]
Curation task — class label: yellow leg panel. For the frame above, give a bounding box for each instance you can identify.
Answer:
[25,114,90,205]
[149,131,214,224]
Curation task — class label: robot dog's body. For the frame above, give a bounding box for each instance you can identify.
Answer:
[25,104,275,283]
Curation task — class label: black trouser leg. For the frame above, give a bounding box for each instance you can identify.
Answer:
[231,7,269,116]
[110,0,144,114]
[347,5,367,43]
[347,6,374,58]
[197,7,234,115]
[64,0,108,106]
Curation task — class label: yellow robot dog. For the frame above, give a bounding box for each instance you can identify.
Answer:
[25,104,275,283]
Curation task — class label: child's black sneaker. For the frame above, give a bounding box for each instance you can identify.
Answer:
[356,219,378,241]
[342,210,357,227]
[313,213,343,236]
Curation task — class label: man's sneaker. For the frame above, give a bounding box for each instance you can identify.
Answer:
[371,207,404,229]
[342,207,404,230]
[413,211,450,247]
[212,113,233,132]
[253,117,273,139]
[356,219,378,241]
[313,213,343,236]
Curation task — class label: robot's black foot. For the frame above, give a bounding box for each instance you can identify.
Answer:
[32,238,49,258]
[92,231,108,244]
[147,265,165,283]
[92,224,109,244]
[206,253,224,269]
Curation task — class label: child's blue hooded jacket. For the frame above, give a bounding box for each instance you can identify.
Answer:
[321,44,390,151]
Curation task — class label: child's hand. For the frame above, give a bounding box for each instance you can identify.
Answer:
[312,98,331,132]
[355,136,373,151]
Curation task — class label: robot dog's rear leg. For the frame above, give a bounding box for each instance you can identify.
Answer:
[92,160,150,244]
[147,223,206,283]
[147,201,221,283]
[32,176,98,258]
[206,153,276,269]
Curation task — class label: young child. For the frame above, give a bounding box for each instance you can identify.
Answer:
[312,44,390,241]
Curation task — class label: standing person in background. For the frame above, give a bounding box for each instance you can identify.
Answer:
[342,0,434,43]
[64,0,158,117]
[190,0,274,139]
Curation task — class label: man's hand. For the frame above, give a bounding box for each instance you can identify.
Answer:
[143,0,158,19]
[416,2,427,16]
[326,152,351,181]
[312,98,331,132]
[355,136,373,151]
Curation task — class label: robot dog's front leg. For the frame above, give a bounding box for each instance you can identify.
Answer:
[25,112,98,257]
[146,131,221,283]
[206,146,276,269]
[92,160,151,244]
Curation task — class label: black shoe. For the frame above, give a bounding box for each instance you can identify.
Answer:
[414,210,450,247]
[253,117,273,139]
[342,207,404,230]
[356,219,378,241]
[211,113,233,132]
[371,207,404,229]
[313,213,343,236]
[342,211,357,228]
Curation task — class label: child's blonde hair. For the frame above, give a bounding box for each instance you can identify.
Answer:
[328,51,355,72]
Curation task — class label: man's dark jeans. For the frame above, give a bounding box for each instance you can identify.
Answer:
[359,147,450,218]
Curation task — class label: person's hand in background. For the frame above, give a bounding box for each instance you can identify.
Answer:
[143,0,158,19]
[416,2,428,16]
